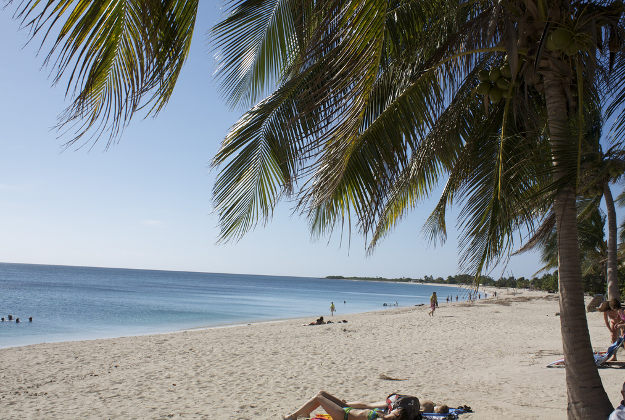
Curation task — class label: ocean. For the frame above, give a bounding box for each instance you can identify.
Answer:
[0,263,468,348]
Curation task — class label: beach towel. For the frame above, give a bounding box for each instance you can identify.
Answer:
[547,336,625,368]
[422,407,469,419]
[310,415,332,420]
[308,406,471,419]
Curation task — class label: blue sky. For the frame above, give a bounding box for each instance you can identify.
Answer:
[0,4,552,279]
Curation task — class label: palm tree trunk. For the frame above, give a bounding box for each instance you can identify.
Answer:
[604,182,620,301]
[543,72,612,418]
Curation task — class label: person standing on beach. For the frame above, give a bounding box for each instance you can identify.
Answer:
[428,292,438,316]
[330,301,336,317]
[600,300,624,359]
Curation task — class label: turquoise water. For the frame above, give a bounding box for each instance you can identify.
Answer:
[0,263,468,348]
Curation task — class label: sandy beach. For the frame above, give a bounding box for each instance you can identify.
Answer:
[1,289,623,419]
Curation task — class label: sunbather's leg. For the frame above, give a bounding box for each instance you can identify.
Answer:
[284,392,345,420]
[318,390,347,407]
[284,395,320,419]
[609,329,620,361]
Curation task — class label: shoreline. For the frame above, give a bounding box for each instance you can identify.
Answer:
[2,289,621,419]
[0,287,537,351]
[2,284,475,351]
[0,300,430,351]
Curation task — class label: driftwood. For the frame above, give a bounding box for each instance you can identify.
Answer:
[378,374,407,381]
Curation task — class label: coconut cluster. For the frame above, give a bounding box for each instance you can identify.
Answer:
[546,27,592,56]
[476,63,513,102]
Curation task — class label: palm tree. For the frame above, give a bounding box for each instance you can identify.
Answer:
[514,115,625,300]
[581,145,625,300]
[210,2,624,417]
[10,0,625,417]
[521,202,608,280]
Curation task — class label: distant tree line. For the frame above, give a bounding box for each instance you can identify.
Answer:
[327,269,625,296]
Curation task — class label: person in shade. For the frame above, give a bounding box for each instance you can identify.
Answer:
[599,300,623,360]
[283,391,421,420]
[609,382,625,420]
[428,292,438,317]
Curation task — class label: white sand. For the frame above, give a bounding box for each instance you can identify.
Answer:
[1,289,623,419]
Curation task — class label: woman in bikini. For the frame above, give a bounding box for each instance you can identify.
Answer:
[283,390,420,420]
[599,300,624,361]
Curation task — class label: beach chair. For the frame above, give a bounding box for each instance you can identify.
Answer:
[594,335,625,366]
[547,336,624,368]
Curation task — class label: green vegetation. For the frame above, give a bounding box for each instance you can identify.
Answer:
[329,270,625,298]
[326,272,560,294]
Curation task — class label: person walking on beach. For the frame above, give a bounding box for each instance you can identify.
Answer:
[330,301,336,317]
[428,292,438,316]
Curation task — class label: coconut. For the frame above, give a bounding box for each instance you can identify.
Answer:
[610,167,621,178]
[564,43,579,56]
[551,28,573,51]
[476,82,491,95]
[546,34,558,51]
[478,70,490,82]
[489,68,501,82]
[490,88,503,102]
[496,78,510,90]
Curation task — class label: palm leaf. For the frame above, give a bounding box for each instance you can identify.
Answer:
[11,0,198,146]
[212,0,303,109]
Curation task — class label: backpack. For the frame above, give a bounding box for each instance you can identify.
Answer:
[386,394,421,419]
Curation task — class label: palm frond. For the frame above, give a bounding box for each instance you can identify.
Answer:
[212,0,303,109]
[212,67,319,241]
[11,0,198,146]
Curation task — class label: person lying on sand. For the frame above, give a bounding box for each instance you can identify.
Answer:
[284,390,421,420]
[308,316,325,325]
